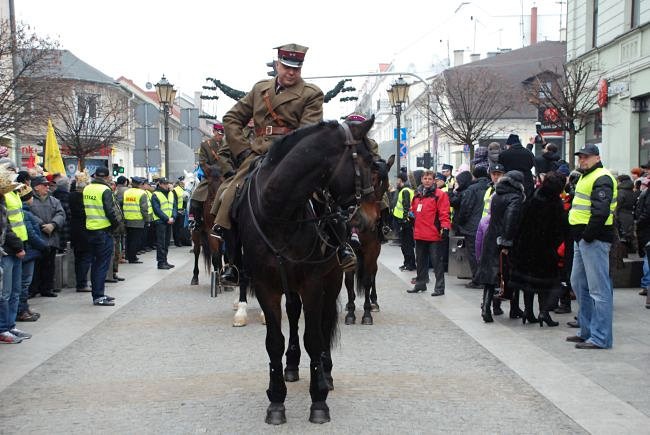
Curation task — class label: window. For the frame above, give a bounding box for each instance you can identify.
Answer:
[77,93,99,119]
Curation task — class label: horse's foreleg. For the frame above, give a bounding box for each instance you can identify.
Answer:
[284,292,302,382]
[321,274,342,391]
[361,281,373,325]
[233,273,249,325]
[302,289,332,424]
[191,240,200,285]
[344,271,356,325]
[258,290,287,425]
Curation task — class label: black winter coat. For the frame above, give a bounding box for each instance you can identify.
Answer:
[499,144,535,197]
[615,177,636,249]
[474,175,525,286]
[454,177,489,237]
[509,187,566,291]
[635,189,650,256]
[68,190,88,250]
[52,188,71,250]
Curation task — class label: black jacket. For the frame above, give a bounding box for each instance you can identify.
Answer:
[453,177,489,237]
[534,151,560,175]
[474,174,525,286]
[635,189,650,255]
[570,162,615,243]
[499,144,535,197]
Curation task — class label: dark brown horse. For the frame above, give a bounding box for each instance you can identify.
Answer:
[190,166,223,286]
[344,155,394,326]
[233,119,376,425]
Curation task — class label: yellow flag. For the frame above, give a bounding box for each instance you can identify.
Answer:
[45,119,65,174]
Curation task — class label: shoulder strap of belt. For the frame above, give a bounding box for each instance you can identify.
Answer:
[262,90,286,127]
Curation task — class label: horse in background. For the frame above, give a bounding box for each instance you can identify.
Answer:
[234,119,377,425]
[190,165,223,285]
[344,155,394,326]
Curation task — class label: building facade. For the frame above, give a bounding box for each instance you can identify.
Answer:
[567,0,650,171]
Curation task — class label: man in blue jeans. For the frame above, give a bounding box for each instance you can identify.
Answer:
[567,144,617,349]
[82,167,122,307]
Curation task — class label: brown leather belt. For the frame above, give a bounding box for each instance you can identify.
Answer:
[255,126,294,137]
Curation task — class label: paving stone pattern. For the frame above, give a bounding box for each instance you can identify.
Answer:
[0,258,584,434]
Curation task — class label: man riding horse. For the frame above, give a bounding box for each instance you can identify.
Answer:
[188,122,235,229]
[211,43,356,282]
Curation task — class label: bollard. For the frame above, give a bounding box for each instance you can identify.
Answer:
[53,253,65,290]
[210,270,219,297]
[448,236,473,279]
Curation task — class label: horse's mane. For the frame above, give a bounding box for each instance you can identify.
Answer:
[264,121,338,165]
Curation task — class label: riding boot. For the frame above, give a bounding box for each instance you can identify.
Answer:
[220,228,238,285]
[189,199,204,230]
[377,208,391,244]
[481,286,494,323]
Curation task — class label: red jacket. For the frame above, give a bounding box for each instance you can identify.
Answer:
[411,186,451,241]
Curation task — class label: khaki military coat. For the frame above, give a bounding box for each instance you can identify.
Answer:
[223,78,324,159]
[191,137,234,202]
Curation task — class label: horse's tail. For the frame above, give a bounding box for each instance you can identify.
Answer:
[200,231,212,271]
[328,293,341,349]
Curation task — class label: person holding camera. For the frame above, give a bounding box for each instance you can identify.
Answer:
[406,170,451,296]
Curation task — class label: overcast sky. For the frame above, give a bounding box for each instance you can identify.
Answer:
[16,0,564,120]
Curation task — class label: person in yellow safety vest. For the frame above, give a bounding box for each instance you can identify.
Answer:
[567,144,617,350]
[82,166,121,307]
[393,173,416,271]
[441,164,456,191]
[151,178,177,270]
[482,164,506,218]
[172,178,186,247]
[0,164,30,344]
[122,177,150,264]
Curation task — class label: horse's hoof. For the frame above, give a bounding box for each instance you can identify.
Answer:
[370,302,380,312]
[361,315,373,325]
[190,277,198,285]
[344,314,355,325]
[284,367,299,382]
[233,303,248,327]
[309,402,330,424]
[325,372,334,391]
[265,403,286,425]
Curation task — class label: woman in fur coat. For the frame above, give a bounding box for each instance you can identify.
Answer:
[474,170,525,322]
[508,171,567,326]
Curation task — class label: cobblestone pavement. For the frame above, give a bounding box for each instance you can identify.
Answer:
[0,245,645,433]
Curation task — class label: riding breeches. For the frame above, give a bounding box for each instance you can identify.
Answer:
[209,178,233,216]
[214,153,257,230]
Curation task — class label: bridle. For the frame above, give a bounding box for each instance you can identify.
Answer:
[245,122,374,266]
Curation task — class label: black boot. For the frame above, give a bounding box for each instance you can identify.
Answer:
[522,291,538,324]
[492,298,504,316]
[538,292,559,327]
[481,286,494,323]
[189,199,204,230]
[509,289,524,319]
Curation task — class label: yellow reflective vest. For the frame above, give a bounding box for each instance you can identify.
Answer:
[122,188,146,221]
[83,183,111,230]
[173,185,185,210]
[5,190,28,241]
[153,191,173,221]
[568,167,617,226]
[482,185,495,217]
[393,187,414,220]
[145,190,153,217]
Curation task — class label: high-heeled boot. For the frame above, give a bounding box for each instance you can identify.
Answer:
[538,292,559,327]
[481,287,494,323]
[522,291,538,324]
[509,290,524,319]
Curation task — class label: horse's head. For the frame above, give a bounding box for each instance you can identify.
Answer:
[326,116,377,210]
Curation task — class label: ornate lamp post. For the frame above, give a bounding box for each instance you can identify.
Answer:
[155,75,176,177]
[387,77,410,179]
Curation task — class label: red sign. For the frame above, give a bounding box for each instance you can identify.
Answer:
[597,79,608,107]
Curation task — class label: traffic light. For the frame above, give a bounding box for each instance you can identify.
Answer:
[422,152,432,169]
[112,164,124,176]
[266,61,276,77]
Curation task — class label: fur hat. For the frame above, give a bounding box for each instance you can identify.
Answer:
[75,169,90,186]
[18,184,33,201]
[0,167,22,195]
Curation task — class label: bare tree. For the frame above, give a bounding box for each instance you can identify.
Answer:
[425,67,515,162]
[51,86,130,170]
[0,19,68,141]
[526,59,598,169]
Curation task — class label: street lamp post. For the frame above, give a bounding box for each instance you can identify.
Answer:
[155,75,176,177]
[387,77,411,179]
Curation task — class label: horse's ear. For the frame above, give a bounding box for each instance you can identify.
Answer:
[349,115,375,140]
[386,154,396,172]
